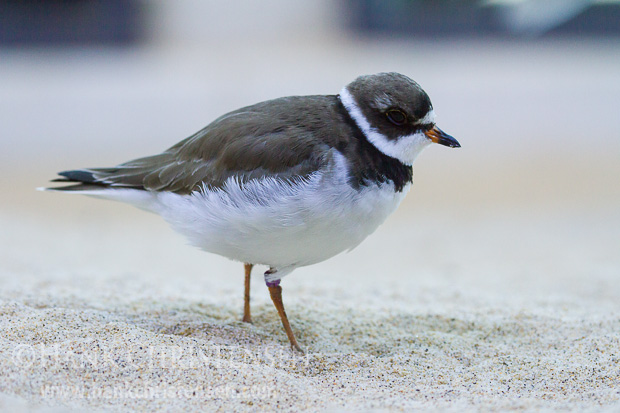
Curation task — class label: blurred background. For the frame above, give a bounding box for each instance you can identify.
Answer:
[0,1,618,296]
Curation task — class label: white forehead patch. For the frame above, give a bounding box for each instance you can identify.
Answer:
[416,109,436,126]
[339,87,433,166]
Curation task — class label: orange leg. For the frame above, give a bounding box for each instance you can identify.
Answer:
[242,263,253,323]
[268,283,303,353]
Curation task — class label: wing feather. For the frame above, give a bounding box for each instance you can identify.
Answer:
[50,95,348,194]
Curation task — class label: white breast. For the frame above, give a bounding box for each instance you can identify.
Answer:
[146,152,410,276]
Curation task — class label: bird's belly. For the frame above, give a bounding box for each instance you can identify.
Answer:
[152,174,410,269]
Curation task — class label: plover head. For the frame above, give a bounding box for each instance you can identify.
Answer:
[339,72,459,165]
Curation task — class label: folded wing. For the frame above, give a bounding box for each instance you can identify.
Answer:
[51,96,339,194]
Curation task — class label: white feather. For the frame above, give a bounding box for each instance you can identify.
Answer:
[416,110,436,126]
[48,187,159,213]
[77,152,409,281]
[339,87,433,166]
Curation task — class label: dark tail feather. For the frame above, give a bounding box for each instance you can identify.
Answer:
[53,169,99,183]
[43,169,111,191]
[45,183,108,192]
[44,167,148,192]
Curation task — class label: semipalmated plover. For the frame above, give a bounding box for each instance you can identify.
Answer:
[44,72,460,352]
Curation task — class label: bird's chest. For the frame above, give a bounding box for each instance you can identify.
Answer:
[297,181,410,259]
[156,173,410,267]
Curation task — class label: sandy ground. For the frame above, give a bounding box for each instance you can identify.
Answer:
[1,162,619,412]
[1,39,620,411]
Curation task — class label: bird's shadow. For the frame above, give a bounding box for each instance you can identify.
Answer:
[119,298,491,359]
[14,292,539,378]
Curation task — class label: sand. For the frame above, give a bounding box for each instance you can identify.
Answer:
[1,180,619,411]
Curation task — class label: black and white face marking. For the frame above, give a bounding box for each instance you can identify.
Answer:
[340,72,449,165]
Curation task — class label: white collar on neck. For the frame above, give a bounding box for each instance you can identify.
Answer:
[339,87,433,166]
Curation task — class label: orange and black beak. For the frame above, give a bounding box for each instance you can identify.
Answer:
[425,126,460,148]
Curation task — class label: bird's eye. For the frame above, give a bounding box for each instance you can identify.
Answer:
[386,109,407,126]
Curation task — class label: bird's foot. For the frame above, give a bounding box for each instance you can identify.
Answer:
[291,343,304,355]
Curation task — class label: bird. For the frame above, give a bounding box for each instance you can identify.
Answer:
[43,72,460,352]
